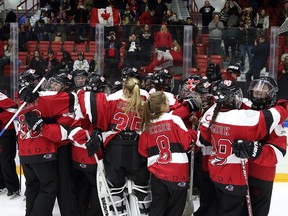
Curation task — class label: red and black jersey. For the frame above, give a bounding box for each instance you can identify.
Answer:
[17,91,74,164]
[0,92,18,134]
[199,105,287,196]
[68,90,108,170]
[102,89,148,147]
[249,124,287,181]
[138,112,193,189]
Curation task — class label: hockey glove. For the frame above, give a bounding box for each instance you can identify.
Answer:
[19,86,39,103]
[183,97,200,113]
[232,139,262,159]
[24,111,44,132]
[85,129,103,157]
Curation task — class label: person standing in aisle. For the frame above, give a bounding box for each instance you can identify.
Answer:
[139,91,194,216]
[0,92,20,198]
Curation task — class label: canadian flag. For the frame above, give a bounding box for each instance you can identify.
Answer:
[90,7,120,27]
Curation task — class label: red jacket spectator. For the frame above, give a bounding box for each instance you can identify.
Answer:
[139,9,155,25]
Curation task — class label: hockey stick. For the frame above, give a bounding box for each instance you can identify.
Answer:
[182,142,195,216]
[241,159,253,216]
[0,75,47,137]
[85,131,119,216]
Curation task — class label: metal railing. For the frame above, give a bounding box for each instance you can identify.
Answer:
[16,0,38,21]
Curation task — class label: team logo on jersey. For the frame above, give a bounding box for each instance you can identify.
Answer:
[80,164,87,169]
[43,153,52,159]
[225,185,234,192]
[178,182,187,187]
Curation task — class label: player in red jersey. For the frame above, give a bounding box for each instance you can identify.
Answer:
[233,76,287,216]
[139,91,194,216]
[198,79,287,216]
[17,69,76,216]
[0,92,20,198]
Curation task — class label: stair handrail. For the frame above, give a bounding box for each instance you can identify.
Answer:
[16,0,38,21]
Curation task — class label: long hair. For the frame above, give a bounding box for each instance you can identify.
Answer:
[140,91,167,131]
[206,103,221,135]
[123,77,142,117]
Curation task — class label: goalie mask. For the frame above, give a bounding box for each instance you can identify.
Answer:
[178,75,202,104]
[48,73,73,92]
[195,76,213,109]
[72,70,88,88]
[150,69,174,92]
[121,67,141,81]
[248,76,278,110]
[214,80,243,109]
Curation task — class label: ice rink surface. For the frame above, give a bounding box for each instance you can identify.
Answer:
[0,176,287,216]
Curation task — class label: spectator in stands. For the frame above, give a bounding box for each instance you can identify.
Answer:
[139,0,151,16]
[21,18,32,41]
[151,0,167,25]
[124,33,142,68]
[61,0,72,15]
[223,20,238,62]
[128,0,139,18]
[237,20,257,71]
[254,8,270,33]
[199,0,215,33]
[55,18,69,42]
[84,0,94,12]
[280,0,288,25]
[245,35,270,82]
[208,14,224,57]
[89,52,99,73]
[33,19,45,41]
[139,24,154,66]
[139,9,155,25]
[43,18,56,42]
[278,55,288,81]
[104,31,121,82]
[29,50,47,76]
[0,39,11,76]
[185,17,199,44]
[45,49,60,77]
[73,52,89,72]
[130,20,143,38]
[121,3,136,42]
[219,1,231,26]
[154,22,173,51]
[164,0,172,10]
[115,0,128,14]
[74,0,89,41]
[49,10,59,24]
[59,51,74,72]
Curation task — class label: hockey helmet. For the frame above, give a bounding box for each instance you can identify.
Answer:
[121,67,141,81]
[150,69,174,92]
[178,74,202,101]
[86,74,109,93]
[195,76,213,109]
[72,70,88,88]
[48,72,73,92]
[214,80,243,109]
[19,69,43,88]
[247,76,278,110]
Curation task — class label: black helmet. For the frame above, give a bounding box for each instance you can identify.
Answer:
[247,76,278,110]
[19,69,43,88]
[48,73,73,92]
[214,80,243,109]
[86,74,109,93]
[151,69,174,92]
[72,70,88,88]
[206,63,222,82]
[121,67,141,81]
[195,76,213,109]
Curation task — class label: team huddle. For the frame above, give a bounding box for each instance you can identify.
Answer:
[0,65,287,216]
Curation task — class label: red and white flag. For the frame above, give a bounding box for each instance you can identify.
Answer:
[90,7,120,27]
